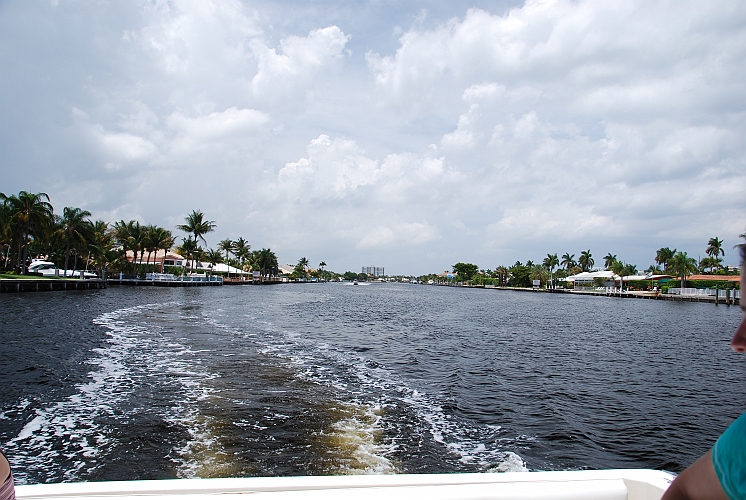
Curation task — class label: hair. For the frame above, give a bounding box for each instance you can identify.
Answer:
[740,244,746,267]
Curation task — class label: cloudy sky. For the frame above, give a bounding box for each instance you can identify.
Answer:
[1,0,745,274]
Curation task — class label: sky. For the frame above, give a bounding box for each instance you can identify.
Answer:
[1,0,745,275]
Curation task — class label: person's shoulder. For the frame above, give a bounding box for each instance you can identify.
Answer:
[713,414,746,500]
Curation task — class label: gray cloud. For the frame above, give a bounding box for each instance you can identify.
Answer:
[1,0,744,274]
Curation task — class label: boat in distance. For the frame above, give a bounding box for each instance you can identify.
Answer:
[16,469,674,500]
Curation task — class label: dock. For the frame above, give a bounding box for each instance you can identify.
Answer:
[108,276,223,287]
[0,279,107,293]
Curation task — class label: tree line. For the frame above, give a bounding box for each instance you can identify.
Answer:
[428,236,742,289]
[0,190,280,278]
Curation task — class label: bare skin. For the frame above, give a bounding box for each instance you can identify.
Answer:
[0,453,8,482]
[661,271,745,500]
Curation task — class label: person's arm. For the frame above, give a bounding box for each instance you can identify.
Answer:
[0,452,9,483]
[661,450,730,500]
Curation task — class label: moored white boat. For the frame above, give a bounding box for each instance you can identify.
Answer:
[27,260,97,278]
[16,470,674,500]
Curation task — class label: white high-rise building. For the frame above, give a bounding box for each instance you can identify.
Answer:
[362,266,385,277]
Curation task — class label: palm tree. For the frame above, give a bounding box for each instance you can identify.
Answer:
[4,191,54,274]
[529,265,549,287]
[610,260,625,290]
[177,210,216,272]
[57,206,93,276]
[146,226,175,272]
[89,220,114,278]
[655,247,676,271]
[177,236,199,276]
[646,264,662,274]
[561,253,576,271]
[318,261,327,281]
[233,237,251,269]
[578,250,594,272]
[706,237,724,258]
[668,251,698,291]
[218,239,235,277]
[255,248,278,279]
[705,237,724,272]
[204,248,224,276]
[603,253,617,270]
[113,220,135,275]
[494,266,509,286]
[177,210,216,246]
[543,253,559,288]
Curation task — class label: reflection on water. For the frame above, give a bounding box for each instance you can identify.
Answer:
[0,284,744,484]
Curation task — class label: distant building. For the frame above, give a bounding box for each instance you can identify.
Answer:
[362,266,385,277]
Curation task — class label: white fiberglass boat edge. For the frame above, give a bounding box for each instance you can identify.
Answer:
[16,469,674,500]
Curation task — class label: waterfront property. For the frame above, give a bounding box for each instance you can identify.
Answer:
[565,270,673,289]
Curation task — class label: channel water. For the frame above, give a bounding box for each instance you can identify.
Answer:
[1,284,744,484]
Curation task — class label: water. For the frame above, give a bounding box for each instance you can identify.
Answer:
[1,284,744,484]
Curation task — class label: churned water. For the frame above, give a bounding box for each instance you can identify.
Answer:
[1,284,744,484]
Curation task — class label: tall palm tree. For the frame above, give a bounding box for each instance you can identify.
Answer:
[218,239,235,277]
[603,253,617,270]
[177,210,216,272]
[58,206,93,276]
[668,251,698,290]
[4,191,54,273]
[89,220,113,278]
[148,226,175,272]
[233,237,251,269]
[543,253,559,288]
[655,247,676,271]
[318,261,327,281]
[610,260,625,290]
[256,248,278,279]
[494,266,509,286]
[706,237,724,259]
[177,210,216,246]
[705,237,724,272]
[578,250,594,272]
[177,236,198,275]
[560,253,576,271]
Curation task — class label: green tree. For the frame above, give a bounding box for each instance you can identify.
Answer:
[529,265,550,287]
[88,220,115,277]
[543,253,559,288]
[3,191,54,273]
[508,261,531,287]
[255,248,278,278]
[705,237,724,272]
[578,250,594,272]
[150,226,175,272]
[668,251,698,290]
[318,261,327,281]
[561,253,576,271]
[204,248,224,275]
[113,220,139,275]
[452,262,479,281]
[494,265,509,286]
[234,237,251,269]
[706,237,724,259]
[218,239,235,276]
[57,206,93,276]
[177,210,216,271]
[603,253,617,270]
[177,236,199,275]
[610,260,626,290]
[655,247,676,271]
